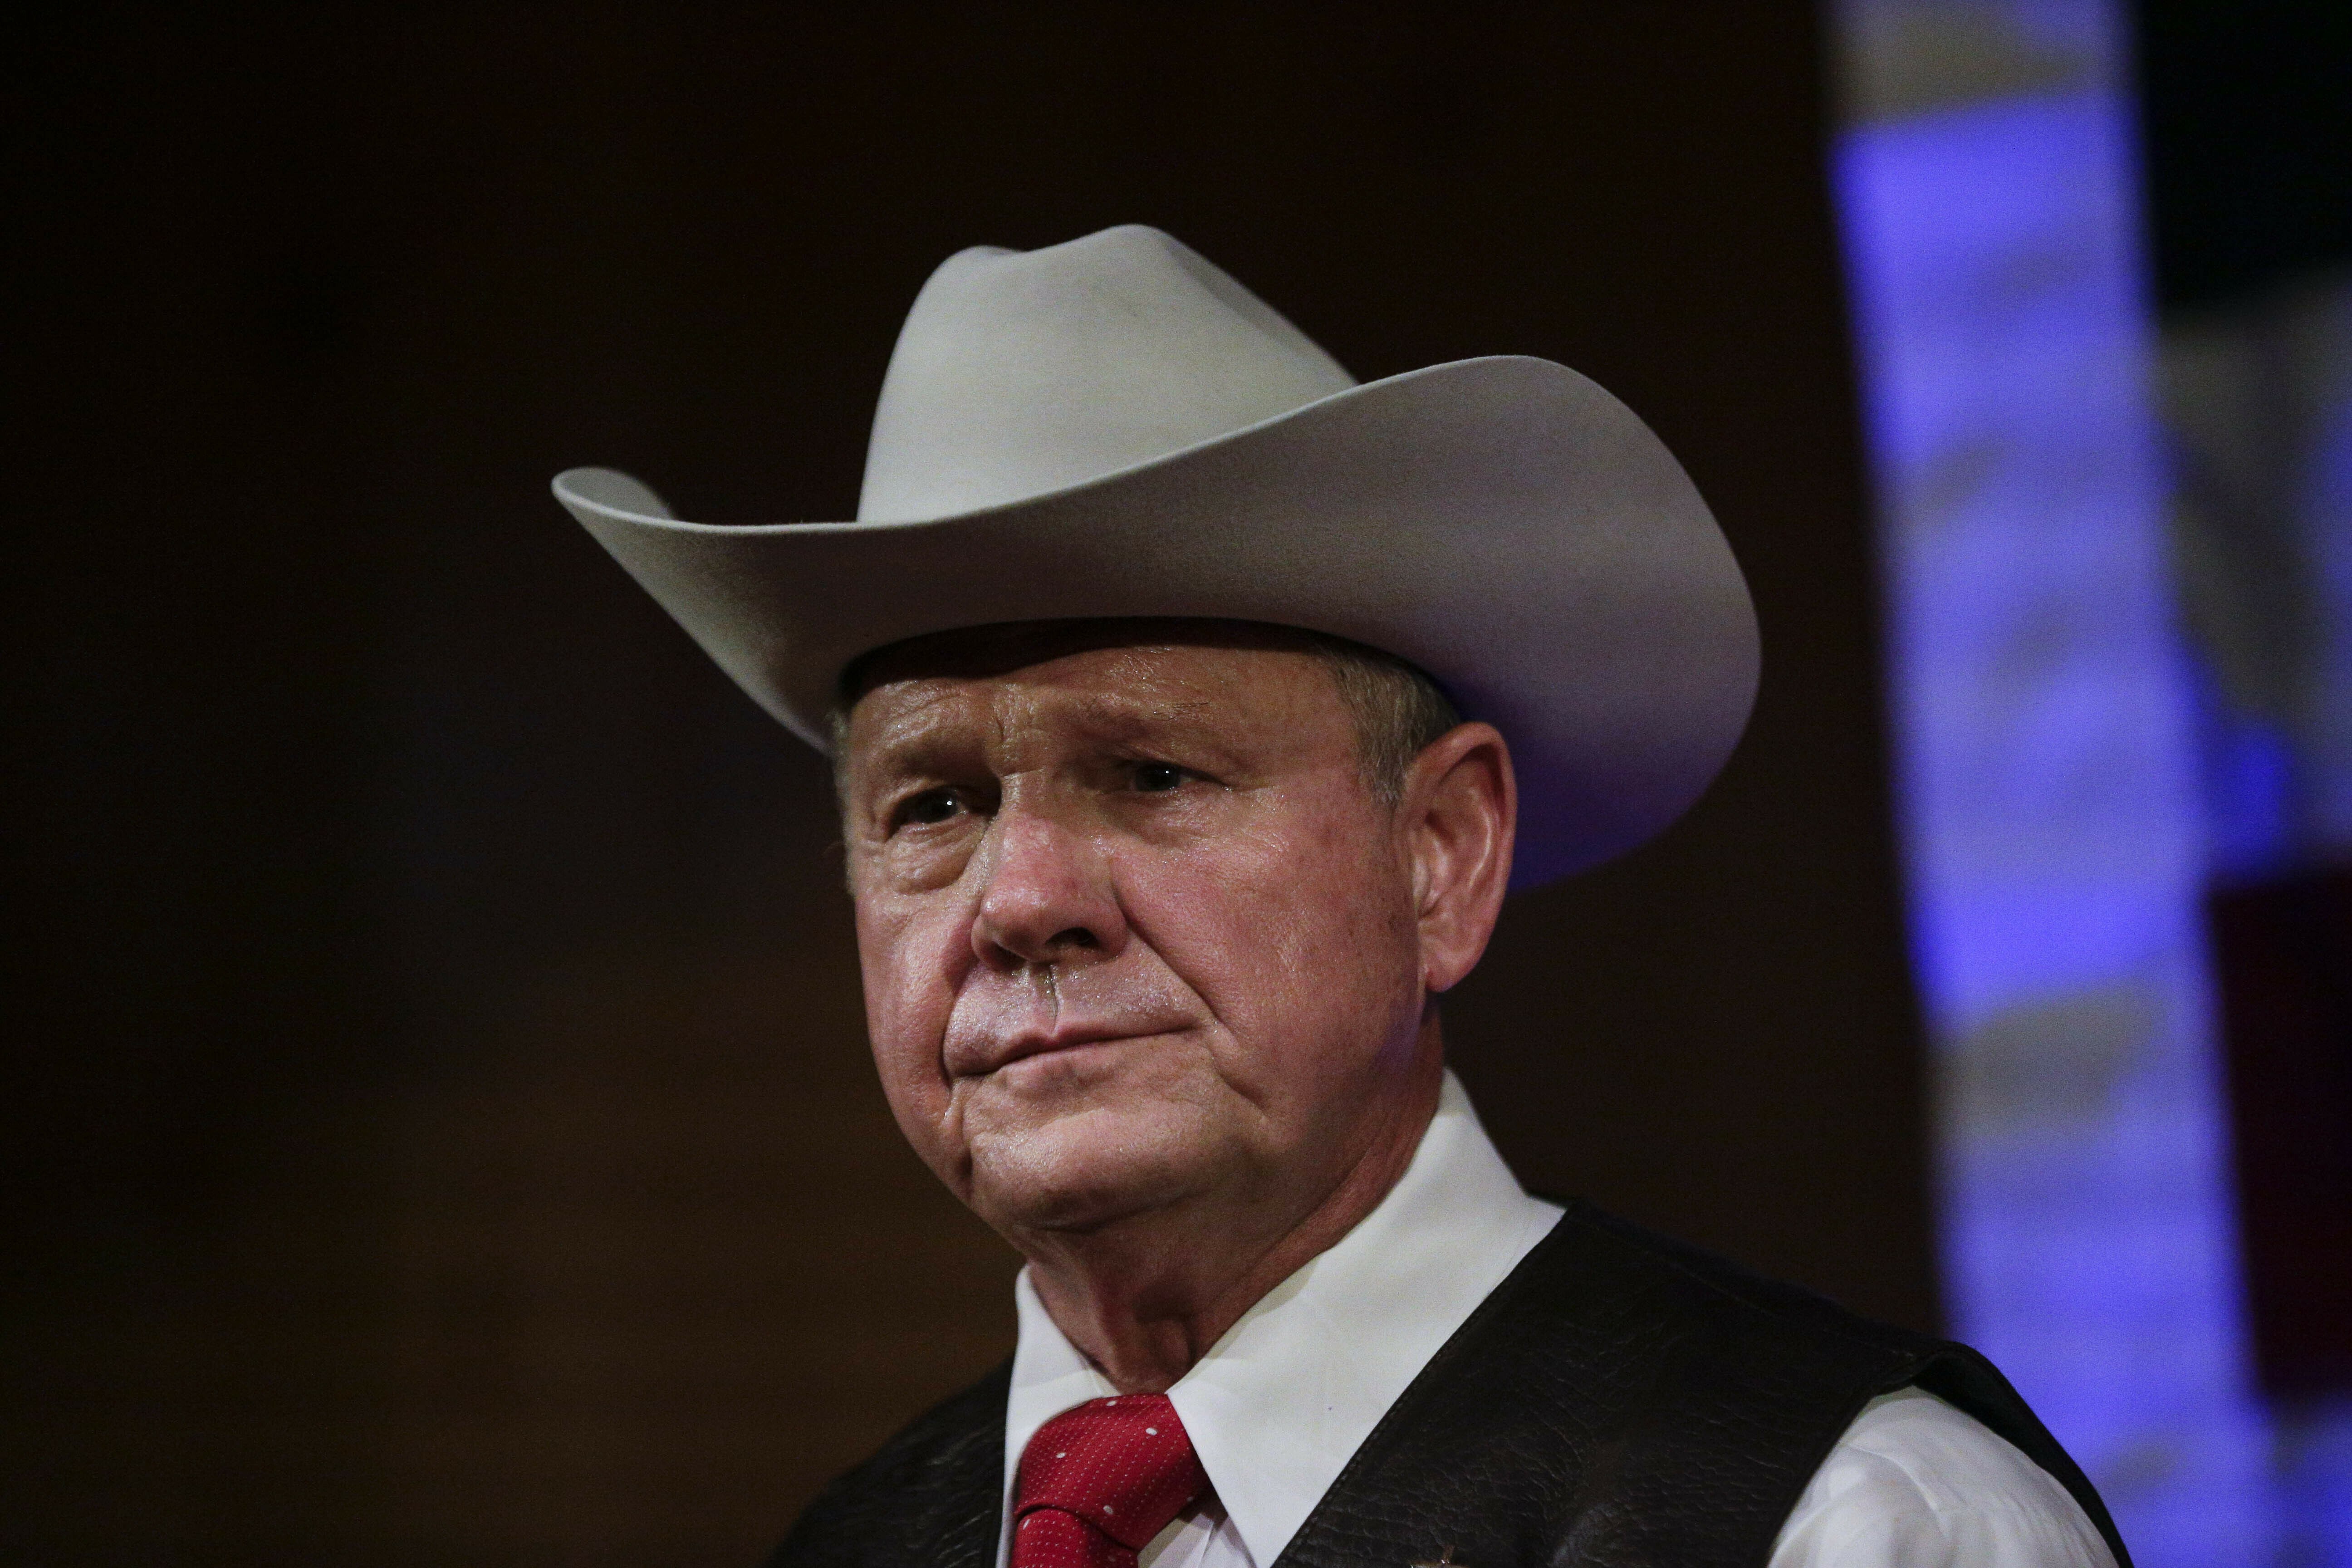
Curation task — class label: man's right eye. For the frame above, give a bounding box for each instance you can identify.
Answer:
[892,787,966,830]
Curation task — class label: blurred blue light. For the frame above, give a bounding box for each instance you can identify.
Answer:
[1827,4,2288,1560]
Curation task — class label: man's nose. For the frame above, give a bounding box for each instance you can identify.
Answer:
[970,808,1127,971]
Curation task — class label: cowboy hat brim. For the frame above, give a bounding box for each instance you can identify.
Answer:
[554,354,1758,889]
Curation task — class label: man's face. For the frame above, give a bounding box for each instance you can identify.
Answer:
[838,627,1433,1242]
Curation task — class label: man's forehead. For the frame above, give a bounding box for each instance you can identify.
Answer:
[854,676,1223,751]
[839,619,1351,763]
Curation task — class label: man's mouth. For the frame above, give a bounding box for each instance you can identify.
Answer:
[956,1021,1166,1078]
[941,970,1198,1080]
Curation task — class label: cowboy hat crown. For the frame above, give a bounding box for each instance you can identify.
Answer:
[862,225,1354,521]
[554,225,1759,888]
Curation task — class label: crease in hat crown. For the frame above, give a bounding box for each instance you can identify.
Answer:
[858,225,1360,522]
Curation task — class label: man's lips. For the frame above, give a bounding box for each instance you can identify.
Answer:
[941,970,1200,1078]
[944,1019,1183,1078]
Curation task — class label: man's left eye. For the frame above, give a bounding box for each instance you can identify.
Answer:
[1133,762,1187,793]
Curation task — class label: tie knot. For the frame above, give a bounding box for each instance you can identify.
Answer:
[1013,1394,1206,1562]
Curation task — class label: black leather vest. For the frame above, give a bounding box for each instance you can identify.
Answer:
[769,1202,2132,1567]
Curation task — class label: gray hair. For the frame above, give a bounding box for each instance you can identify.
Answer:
[1298,632,1464,806]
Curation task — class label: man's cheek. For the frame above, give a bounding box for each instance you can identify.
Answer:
[867,989,950,1101]
[868,1019,962,1181]
[858,896,942,1004]
[857,920,959,1115]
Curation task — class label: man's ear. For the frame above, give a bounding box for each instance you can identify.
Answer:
[1400,722,1516,994]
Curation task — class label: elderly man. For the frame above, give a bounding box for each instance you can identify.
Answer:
[556,227,2128,1567]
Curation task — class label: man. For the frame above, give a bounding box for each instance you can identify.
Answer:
[556,226,2128,1566]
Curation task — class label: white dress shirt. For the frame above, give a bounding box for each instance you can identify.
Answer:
[999,1071,2117,1568]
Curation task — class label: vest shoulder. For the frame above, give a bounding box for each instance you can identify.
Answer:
[1553,1200,1946,1363]
[765,1359,1010,1568]
[1279,1202,2131,1567]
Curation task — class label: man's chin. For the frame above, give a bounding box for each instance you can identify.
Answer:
[960,1103,1225,1236]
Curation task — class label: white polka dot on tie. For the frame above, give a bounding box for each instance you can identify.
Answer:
[1145,1426,1158,1435]
[1055,1451,1066,1459]
[1103,1504,1115,1515]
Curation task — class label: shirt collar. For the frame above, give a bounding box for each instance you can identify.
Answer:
[999,1069,1563,1568]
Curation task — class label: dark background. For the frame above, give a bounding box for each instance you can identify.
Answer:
[2,7,1929,1563]
[2136,0,2352,312]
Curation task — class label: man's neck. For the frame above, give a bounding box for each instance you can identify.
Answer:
[1016,1046,1446,1393]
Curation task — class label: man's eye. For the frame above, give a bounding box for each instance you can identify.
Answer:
[1133,762,1187,794]
[893,787,966,828]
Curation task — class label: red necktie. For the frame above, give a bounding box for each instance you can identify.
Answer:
[1011,1394,1208,1568]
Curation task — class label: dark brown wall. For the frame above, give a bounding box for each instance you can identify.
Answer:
[3,7,1930,1564]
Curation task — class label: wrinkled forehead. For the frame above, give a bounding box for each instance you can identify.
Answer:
[836,618,1354,774]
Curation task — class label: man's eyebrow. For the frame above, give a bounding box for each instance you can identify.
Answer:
[1058,692,1223,738]
[847,690,979,779]
[1046,693,1282,769]
[851,687,1247,777]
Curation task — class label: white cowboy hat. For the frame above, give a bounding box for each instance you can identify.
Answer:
[554,225,1758,888]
